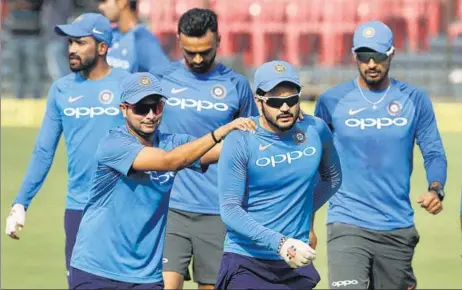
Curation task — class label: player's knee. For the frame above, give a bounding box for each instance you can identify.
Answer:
[163,271,184,289]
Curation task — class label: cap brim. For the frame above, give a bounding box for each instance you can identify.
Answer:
[125,90,165,104]
[54,24,91,38]
[353,42,389,54]
[258,77,301,92]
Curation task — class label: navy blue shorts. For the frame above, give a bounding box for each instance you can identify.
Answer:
[215,252,321,290]
[70,267,164,289]
[65,209,83,286]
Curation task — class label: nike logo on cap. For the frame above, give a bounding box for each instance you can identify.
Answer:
[171,88,188,94]
[259,143,273,151]
[68,95,84,103]
[348,108,366,115]
[92,28,104,35]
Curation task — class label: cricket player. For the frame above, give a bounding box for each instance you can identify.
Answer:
[5,13,129,286]
[69,72,256,289]
[315,20,447,289]
[97,0,170,73]
[216,60,342,289]
[152,8,258,289]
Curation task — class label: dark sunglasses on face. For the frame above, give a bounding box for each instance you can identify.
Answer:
[355,51,390,63]
[258,93,300,108]
[127,100,166,116]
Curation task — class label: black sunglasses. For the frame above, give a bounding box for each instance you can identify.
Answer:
[258,93,300,108]
[127,99,166,116]
[355,52,389,63]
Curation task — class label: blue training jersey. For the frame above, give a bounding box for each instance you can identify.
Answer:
[315,78,447,231]
[154,61,258,214]
[107,24,169,73]
[71,126,202,283]
[13,69,129,210]
[218,116,341,260]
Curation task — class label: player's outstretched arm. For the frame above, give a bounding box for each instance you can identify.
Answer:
[6,84,63,240]
[313,119,342,211]
[133,117,256,171]
[414,91,447,215]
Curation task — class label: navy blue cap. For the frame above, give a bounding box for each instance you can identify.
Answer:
[353,20,394,53]
[120,73,165,104]
[55,13,112,44]
[254,60,301,92]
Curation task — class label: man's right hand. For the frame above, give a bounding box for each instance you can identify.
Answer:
[278,237,316,268]
[5,204,26,240]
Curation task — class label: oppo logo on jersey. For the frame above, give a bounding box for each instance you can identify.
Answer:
[63,107,120,119]
[149,171,175,185]
[256,147,317,168]
[166,97,229,112]
[345,117,408,130]
[107,56,130,70]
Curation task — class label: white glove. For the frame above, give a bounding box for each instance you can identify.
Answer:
[278,237,316,268]
[5,204,26,240]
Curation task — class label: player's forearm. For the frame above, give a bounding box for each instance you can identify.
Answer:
[221,197,284,252]
[165,127,230,171]
[424,156,447,189]
[200,142,223,165]
[14,127,61,209]
[313,146,342,211]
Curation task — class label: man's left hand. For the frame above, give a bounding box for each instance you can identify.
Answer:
[417,191,443,215]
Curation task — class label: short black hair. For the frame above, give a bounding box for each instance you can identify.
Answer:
[178,8,218,37]
[129,0,137,11]
[256,81,301,96]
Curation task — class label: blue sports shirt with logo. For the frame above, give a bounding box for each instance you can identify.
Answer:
[13,69,129,210]
[218,116,342,260]
[107,25,169,73]
[315,78,447,230]
[71,126,202,283]
[153,61,258,214]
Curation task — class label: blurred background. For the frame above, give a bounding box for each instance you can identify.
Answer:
[3,0,462,100]
[1,1,461,289]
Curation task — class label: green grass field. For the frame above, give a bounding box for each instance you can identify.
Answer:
[2,126,462,289]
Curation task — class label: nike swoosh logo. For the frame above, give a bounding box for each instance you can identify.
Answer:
[259,143,273,151]
[68,95,84,103]
[348,108,366,115]
[171,88,188,94]
[92,28,104,35]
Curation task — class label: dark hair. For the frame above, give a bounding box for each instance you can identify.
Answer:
[129,0,137,11]
[256,88,266,96]
[256,81,301,96]
[178,8,218,37]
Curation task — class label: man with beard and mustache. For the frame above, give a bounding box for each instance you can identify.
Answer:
[5,13,130,287]
[68,72,256,289]
[315,20,447,289]
[150,8,258,290]
[215,60,342,289]
[97,0,170,73]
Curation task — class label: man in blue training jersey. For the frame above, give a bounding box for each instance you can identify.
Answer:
[216,60,342,289]
[4,13,130,286]
[151,8,259,290]
[97,0,170,73]
[69,72,256,289]
[315,20,447,289]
